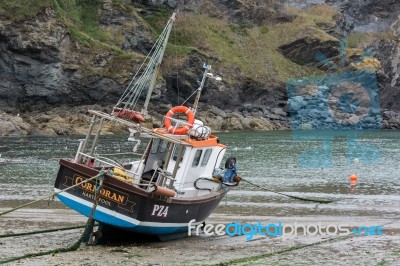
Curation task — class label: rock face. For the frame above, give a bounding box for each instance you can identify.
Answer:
[0,113,32,136]
[281,0,400,128]
[325,0,400,112]
[0,7,123,113]
[0,0,399,136]
[279,34,340,67]
[287,73,382,130]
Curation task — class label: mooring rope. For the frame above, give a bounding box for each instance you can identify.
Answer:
[194,177,240,192]
[0,225,87,239]
[0,218,98,264]
[0,170,107,217]
[0,171,106,264]
[241,178,334,204]
[217,213,400,266]
[82,173,104,245]
[216,234,348,266]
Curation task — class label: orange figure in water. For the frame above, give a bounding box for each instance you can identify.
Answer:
[349,174,358,193]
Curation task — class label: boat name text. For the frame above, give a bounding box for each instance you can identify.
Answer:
[82,191,111,206]
[74,176,127,205]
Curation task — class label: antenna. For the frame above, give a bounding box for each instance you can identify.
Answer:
[192,63,222,115]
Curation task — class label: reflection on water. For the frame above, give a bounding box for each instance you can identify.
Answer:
[1,130,400,217]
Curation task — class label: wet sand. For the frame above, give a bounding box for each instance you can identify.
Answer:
[1,200,400,265]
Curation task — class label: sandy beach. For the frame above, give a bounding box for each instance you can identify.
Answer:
[1,199,399,266]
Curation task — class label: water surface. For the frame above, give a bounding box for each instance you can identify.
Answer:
[1,130,399,217]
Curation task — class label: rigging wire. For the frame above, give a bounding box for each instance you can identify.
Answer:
[180,88,199,106]
[115,17,174,110]
[88,13,177,113]
[174,16,180,106]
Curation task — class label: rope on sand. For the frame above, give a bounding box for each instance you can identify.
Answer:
[0,172,106,265]
[241,178,334,204]
[0,225,87,239]
[216,207,400,265]
[216,235,349,266]
[0,170,108,217]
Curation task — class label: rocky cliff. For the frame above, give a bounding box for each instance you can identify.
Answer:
[0,0,399,135]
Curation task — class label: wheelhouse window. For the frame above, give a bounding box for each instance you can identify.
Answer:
[151,139,160,154]
[192,150,203,167]
[172,145,185,163]
[201,149,212,166]
[160,140,168,153]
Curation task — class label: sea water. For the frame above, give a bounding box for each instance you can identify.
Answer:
[1,130,400,217]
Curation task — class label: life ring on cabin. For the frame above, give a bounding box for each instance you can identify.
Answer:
[164,106,195,135]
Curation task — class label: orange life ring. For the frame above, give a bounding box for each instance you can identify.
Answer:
[164,106,195,135]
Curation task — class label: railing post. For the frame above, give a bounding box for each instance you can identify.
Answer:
[78,115,96,163]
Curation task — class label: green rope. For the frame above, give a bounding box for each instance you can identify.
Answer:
[0,170,107,217]
[215,236,348,266]
[81,173,104,244]
[216,216,400,266]
[0,172,106,264]
[0,226,89,265]
[0,225,87,239]
[241,178,334,204]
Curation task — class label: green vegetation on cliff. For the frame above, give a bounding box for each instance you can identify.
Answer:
[0,0,52,20]
[347,31,396,48]
[165,5,340,82]
[53,0,111,45]
[0,1,345,83]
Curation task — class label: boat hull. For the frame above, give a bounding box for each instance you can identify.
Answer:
[55,159,228,236]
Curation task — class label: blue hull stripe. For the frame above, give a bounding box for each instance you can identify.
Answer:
[57,194,188,235]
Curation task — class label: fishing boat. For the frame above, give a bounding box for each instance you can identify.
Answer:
[54,13,239,239]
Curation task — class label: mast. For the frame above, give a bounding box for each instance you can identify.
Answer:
[192,63,221,115]
[192,63,211,115]
[142,12,176,115]
[113,13,177,117]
